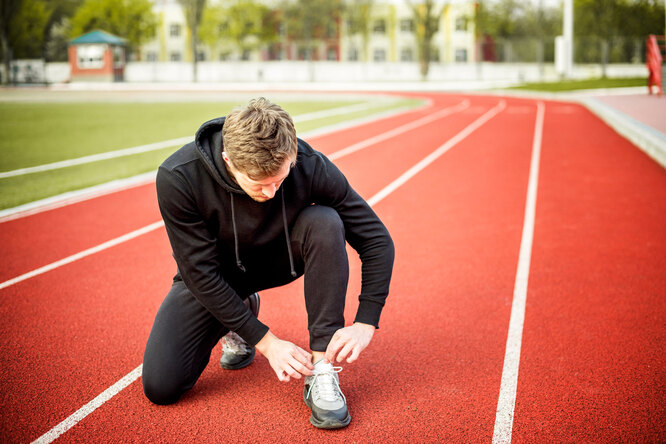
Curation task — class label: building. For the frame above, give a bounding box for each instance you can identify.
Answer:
[139,0,477,64]
[69,30,127,81]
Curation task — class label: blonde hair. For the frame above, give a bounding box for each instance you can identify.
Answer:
[222,97,298,179]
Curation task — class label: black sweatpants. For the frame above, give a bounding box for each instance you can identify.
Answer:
[142,205,349,405]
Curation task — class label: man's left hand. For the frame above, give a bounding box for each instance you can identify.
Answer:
[324,322,375,364]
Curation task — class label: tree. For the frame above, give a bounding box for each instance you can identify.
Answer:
[1,0,22,84]
[282,0,344,61]
[177,0,206,81]
[41,0,84,61]
[344,0,373,61]
[70,0,157,58]
[407,0,446,80]
[200,0,277,61]
[574,0,622,77]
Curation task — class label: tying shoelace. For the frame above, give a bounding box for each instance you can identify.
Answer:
[307,365,345,403]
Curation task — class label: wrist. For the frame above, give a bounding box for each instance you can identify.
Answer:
[353,322,376,332]
[255,331,276,356]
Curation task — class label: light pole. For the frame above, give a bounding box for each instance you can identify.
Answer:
[563,0,573,78]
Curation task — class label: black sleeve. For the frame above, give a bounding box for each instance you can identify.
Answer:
[155,166,269,346]
[311,153,395,328]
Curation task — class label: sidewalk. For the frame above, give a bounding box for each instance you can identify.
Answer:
[578,90,666,168]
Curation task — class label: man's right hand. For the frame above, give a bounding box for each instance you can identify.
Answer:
[255,331,314,382]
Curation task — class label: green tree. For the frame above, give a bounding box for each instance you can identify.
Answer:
[70,0,157,58]
[282,0,344,61]
[1,0,23,84]
[344,0,373,61]
[41,0,83,61]
[177,0,206,81]
[407,0,446,80]
[8,0,49,59]
[574,0,623,77]
[200,0,277,60]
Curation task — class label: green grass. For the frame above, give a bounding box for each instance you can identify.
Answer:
[508,77,647,92]
[0,97,422,210]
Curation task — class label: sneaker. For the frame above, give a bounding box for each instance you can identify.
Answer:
[219,293,260,370]
[303,359,351,429]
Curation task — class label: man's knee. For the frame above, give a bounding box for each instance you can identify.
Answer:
[142,365,186,406]
[296,205,345,246]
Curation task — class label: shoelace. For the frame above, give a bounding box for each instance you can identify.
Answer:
[307,366,346,403]
[222,332,251,354]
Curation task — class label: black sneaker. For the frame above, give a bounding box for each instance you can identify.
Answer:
[219,293,260,370]
[303,359,351,429]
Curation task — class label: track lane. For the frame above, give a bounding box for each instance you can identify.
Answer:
[511,102,666,442]
[0,229,173,442]
[26,96,539,442]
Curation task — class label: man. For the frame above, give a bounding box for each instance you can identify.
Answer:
[142,97,394,429]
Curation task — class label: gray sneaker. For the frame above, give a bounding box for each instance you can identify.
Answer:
[303,359,351,429]
[219,293,260,370]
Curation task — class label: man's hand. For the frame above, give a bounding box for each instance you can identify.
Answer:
[255,332,314,382]
[325,322,375,364]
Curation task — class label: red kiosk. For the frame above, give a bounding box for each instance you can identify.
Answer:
[68,30,126,82]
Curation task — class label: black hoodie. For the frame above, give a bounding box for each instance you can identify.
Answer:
[156,117,395,346]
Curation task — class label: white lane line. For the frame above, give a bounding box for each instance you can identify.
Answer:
[26,99,505,444]
[0,172,157,223]
[0,221,164,291]
[368,100,506,207]
[31,365,143,444]
[492,101,545,444]
[0,99,432,223]
[329,99,470,160]
[0,100,399,179]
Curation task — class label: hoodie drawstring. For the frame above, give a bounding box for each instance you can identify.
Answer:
[229,193,246,273]
[281,188,298,278]
[228,189,297,278]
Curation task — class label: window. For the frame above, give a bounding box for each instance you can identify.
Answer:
[76,44,105,69]
[455,48,467,62]
[146,51,157,62]
[326,47,337,61]
[196,51,205,62]
[373,48,386,62]
[170,52,181,62]
[400,48,413,62]
[430,49,440,62]
[455,17,467,32]
[170,24,181,37]
[400,19,414,33]
[241,49,251,61]
[327,22,337,38]
[348,47,358,61]
[219,52,231,61]
[373,19,386,34]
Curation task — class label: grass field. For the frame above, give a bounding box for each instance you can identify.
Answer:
[0,95,421,210]
[509,76,647,91]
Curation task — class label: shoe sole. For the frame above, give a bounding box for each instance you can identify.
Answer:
[303,391,351,429]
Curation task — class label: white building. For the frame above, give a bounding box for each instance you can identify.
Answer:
[139,0,477,64]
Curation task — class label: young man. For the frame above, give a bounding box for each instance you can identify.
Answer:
[142,97,394,429]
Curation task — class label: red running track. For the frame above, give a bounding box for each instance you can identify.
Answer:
[0,92,664,443]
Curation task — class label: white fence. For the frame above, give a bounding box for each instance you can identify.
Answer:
[2,60,648,86]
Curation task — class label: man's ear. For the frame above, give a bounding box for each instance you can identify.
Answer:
[222,151,231,165]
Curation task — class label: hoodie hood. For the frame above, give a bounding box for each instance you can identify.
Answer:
[194,116,244,194]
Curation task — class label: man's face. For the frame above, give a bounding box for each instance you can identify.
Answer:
[223,153,293,203]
